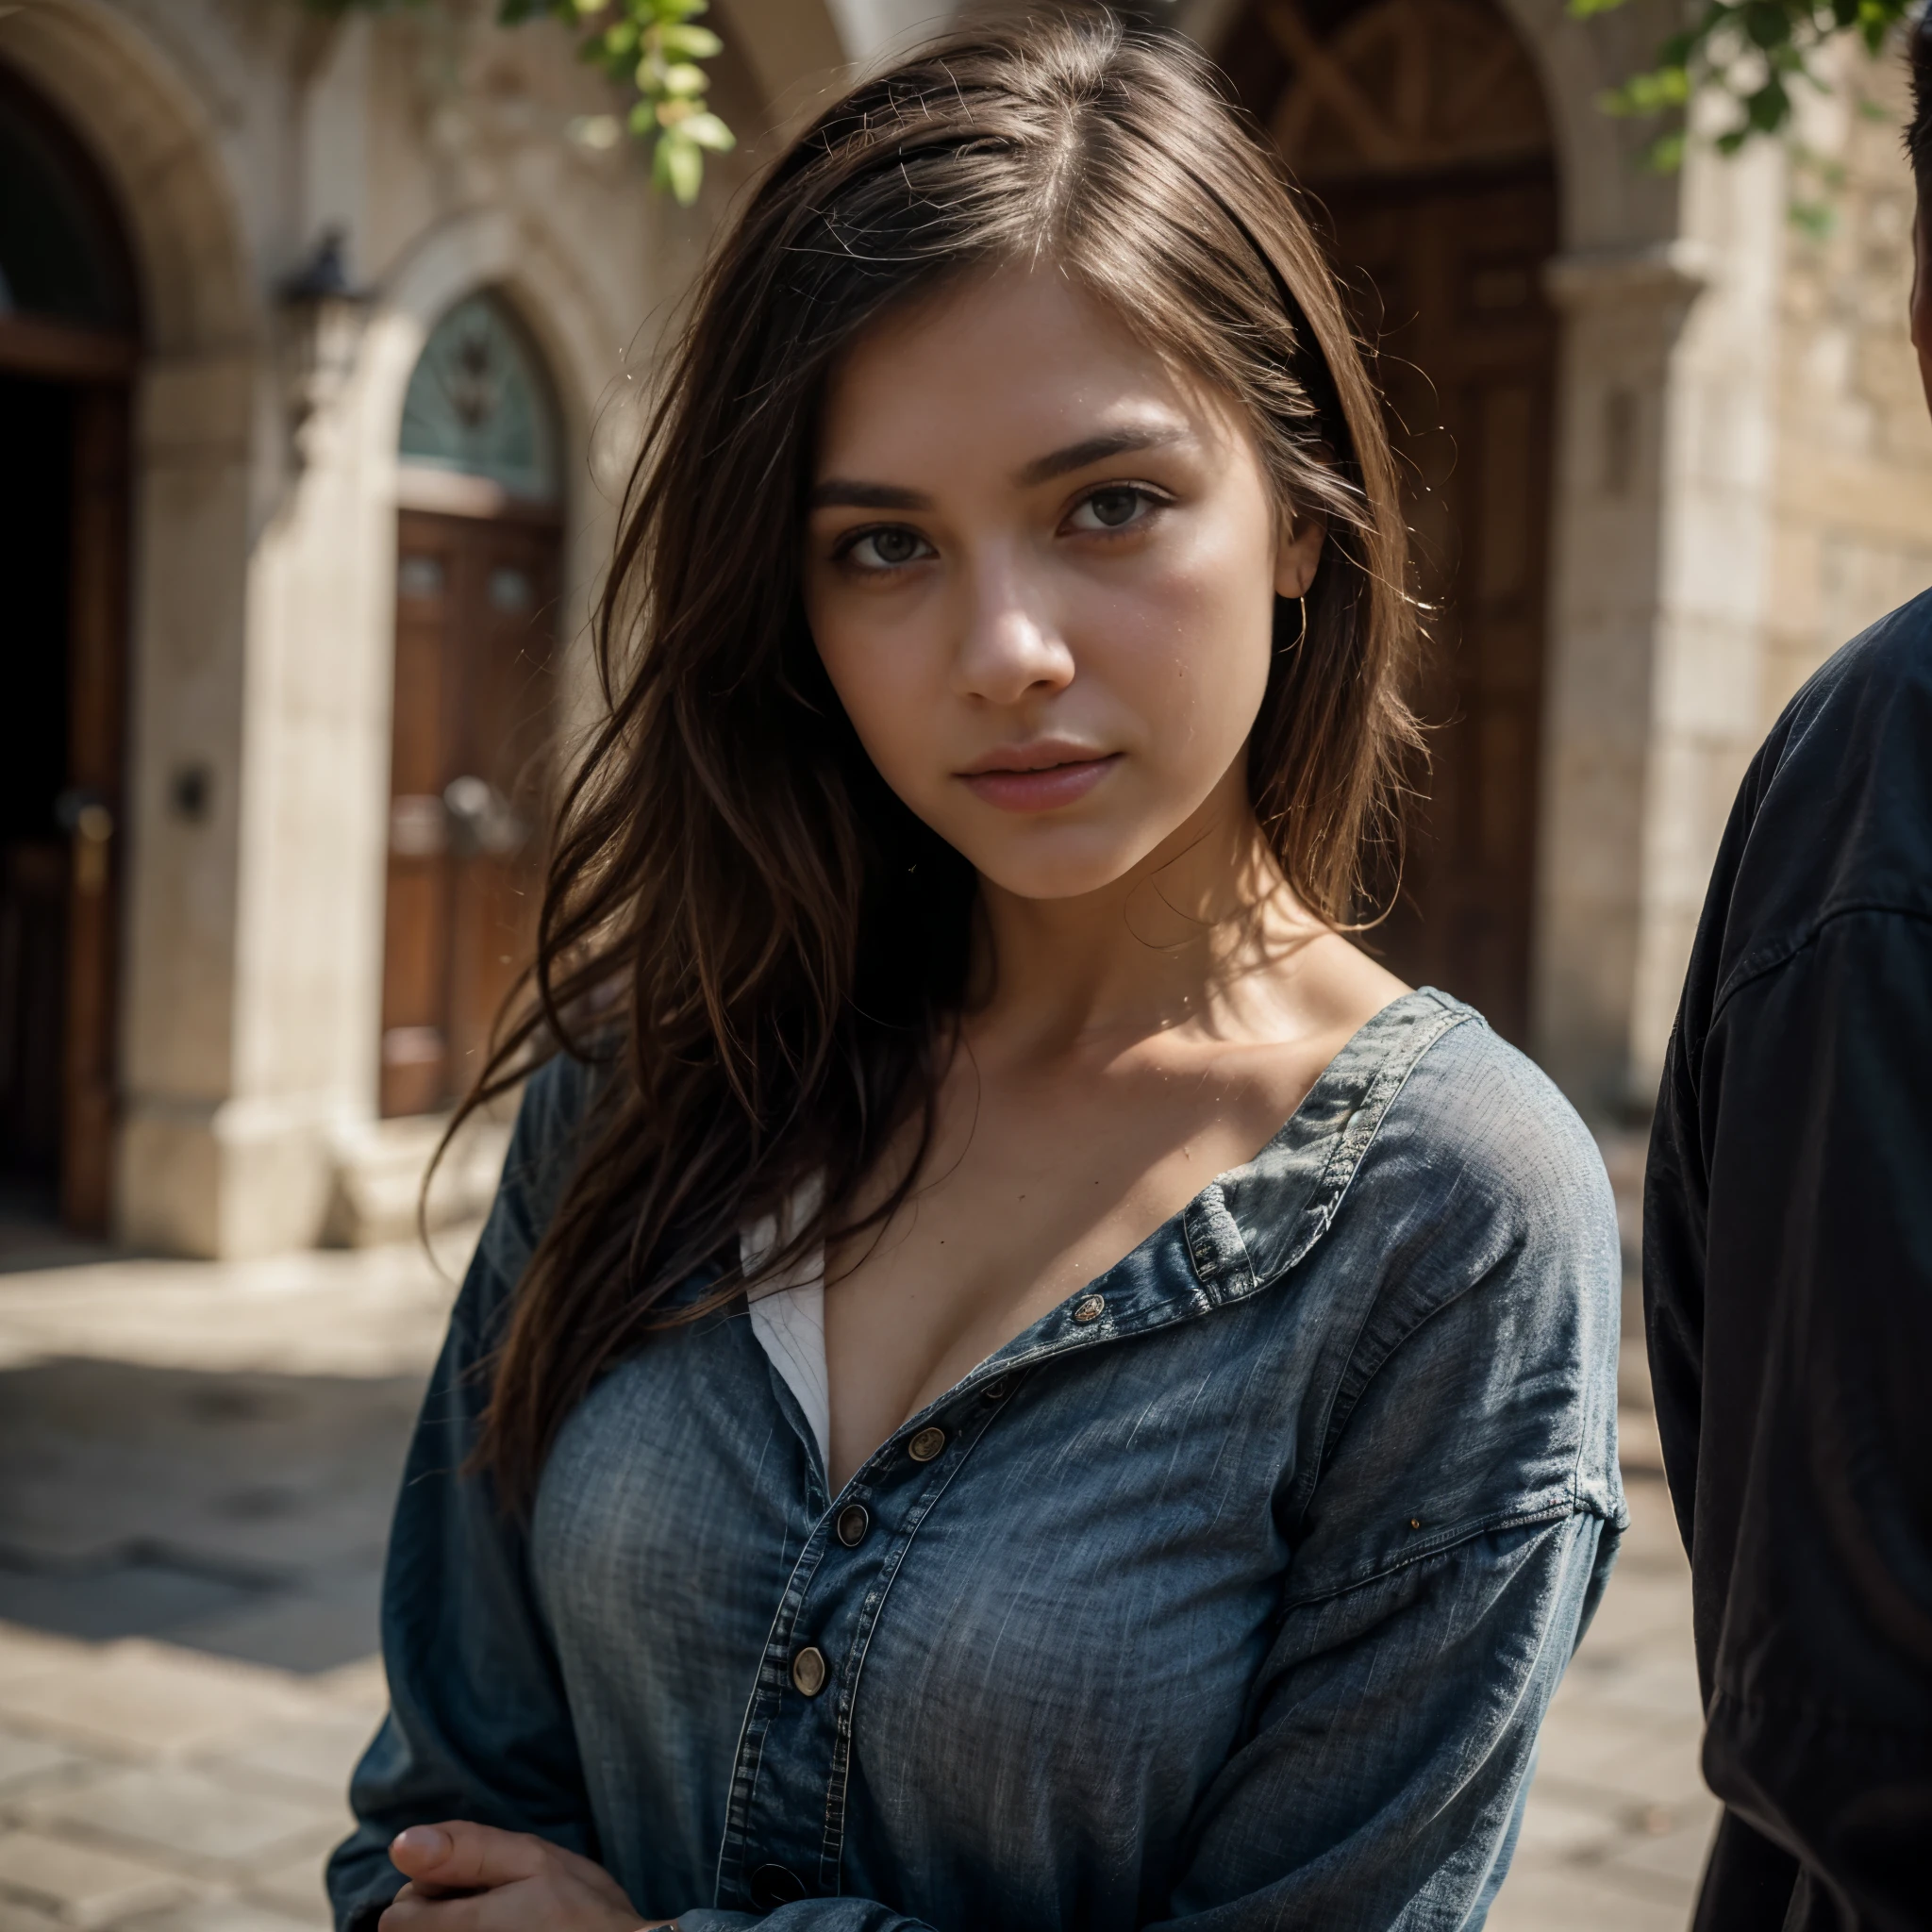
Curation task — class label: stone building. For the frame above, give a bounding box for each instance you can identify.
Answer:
[2,0,1926,1258]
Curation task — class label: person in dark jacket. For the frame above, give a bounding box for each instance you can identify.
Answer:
[1642,25,1932,1932]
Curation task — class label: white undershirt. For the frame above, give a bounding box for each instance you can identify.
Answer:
[740,1180,831,1472]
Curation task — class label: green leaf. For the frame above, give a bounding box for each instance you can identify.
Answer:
[660,60,708,95]
[680,109,735,150]
[656,132,704,203]
[1643,129,1688,171]
[659,23,724,57]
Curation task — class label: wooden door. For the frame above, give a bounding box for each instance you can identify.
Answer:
[1324,175,1557,1040]
[0,371,131,1232]
[380,509,558,1117]
[1227,0,1558,1041]
[0,68,137,1230]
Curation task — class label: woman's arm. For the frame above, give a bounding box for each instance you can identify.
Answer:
[328,1060,607,1932]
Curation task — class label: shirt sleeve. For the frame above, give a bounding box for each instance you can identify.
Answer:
[326,1058,606,1932]
[1649,908,1932,1926]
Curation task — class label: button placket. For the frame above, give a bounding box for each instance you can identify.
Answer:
[721,1388,1012,1911]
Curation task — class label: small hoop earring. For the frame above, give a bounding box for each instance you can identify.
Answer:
[1283,594,1307,651]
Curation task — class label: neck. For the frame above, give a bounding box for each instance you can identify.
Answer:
[964,762,1320,1059]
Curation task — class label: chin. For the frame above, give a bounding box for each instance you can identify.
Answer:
[953,829,1162,903]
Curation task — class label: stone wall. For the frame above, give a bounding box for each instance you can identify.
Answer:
[1767,37,1932,719]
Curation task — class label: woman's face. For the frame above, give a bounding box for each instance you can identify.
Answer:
[804,267,1324,903]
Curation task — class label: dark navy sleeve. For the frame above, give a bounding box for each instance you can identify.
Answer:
[326,1057,608,1932]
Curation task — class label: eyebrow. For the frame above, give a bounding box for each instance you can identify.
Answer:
[808,425,1190,514]
[807,479,936,512]
[1013,425,1188,487]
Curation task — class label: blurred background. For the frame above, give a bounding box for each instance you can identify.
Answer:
[0,0,1926,1926]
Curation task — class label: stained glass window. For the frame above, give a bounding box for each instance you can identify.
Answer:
[398,291,560,504]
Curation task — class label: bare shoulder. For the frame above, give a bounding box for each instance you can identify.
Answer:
[1266,926,1410,1058]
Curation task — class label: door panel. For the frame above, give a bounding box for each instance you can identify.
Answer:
[1318,170,1558,1042]
[0,370,127,1232]
[61,383,129,1228]
[380,510,558,1118]
[1227,0,1559,1043]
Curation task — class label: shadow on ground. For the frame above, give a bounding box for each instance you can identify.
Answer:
[0,1357,426,1674]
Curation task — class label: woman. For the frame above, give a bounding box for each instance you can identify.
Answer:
[330,17,1624,1931]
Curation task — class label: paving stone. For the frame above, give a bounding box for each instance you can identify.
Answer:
[0,1627,90,1691]
[199,1711,376,1802]
[1577,1569,1694,1653]
[1587,1728,1715,1808]
[242,1850,337,1927]
[0,1828,192,1927]
[0,1730,83,1798]
[304,1660,385,1721]
[171,1582,381,1680]
[25,1768,331,1870]
[0,1895,63,1932]
[1512,1787,1624,1860]
[0,1641,318,1758]
[1487,1862,1690,1932]
[1605,1807,1722,1888]
[124,1897,323,1932]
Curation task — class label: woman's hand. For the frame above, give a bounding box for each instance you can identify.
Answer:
[378,1821,671,1931]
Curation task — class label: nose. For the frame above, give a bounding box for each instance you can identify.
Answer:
[952,552,1074,706]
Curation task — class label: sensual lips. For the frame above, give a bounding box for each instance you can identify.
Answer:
[958,750,1121,812]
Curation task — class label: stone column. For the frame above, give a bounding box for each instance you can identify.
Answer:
[1534,242,1708,1111]
[1534,135,1787,1115]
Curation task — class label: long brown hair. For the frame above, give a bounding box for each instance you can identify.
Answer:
[458,11,1418,1509]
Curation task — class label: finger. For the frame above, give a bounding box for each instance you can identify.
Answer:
[390,1821,554,1891]
[380,1874,619,1932]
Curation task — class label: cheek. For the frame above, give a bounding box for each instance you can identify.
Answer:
[1089,530,1277,762]
[807,591,947,791]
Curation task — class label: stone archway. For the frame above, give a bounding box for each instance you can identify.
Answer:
[0,2,258,1248]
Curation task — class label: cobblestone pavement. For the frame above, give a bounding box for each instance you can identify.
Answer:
[0,1145,1709,1931]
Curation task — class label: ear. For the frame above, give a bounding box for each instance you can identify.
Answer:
[1274,508,1325,600]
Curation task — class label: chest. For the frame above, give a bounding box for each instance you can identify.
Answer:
[528,1263,1314,1919]
[822,1050,1319,1476]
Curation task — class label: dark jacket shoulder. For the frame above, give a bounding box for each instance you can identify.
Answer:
[1686,590,1932,1059]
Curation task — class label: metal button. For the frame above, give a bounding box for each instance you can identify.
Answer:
[1074,1294,1106,1324]
[791,1645,828,1696]
[835,1503,870,1547]
[908,1425,946,1462]
[981,1377,1009,1403]
[749,1863,807,1910]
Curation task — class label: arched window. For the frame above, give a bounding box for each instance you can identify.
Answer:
[0,68,136,333]
[398,291,560,506]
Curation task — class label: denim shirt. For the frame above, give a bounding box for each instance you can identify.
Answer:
[329,989,1624,1932]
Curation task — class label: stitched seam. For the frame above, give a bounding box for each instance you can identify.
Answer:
[1278,1494,1598,1611]
[1274,1005,1475,1526]
[1271,1001,1474,1286]
[1707,900,1932,1041]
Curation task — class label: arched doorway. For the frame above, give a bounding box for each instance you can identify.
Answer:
[0,63,137,1232]
[1226,0,1558,1042]
[379,291,563,1119]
